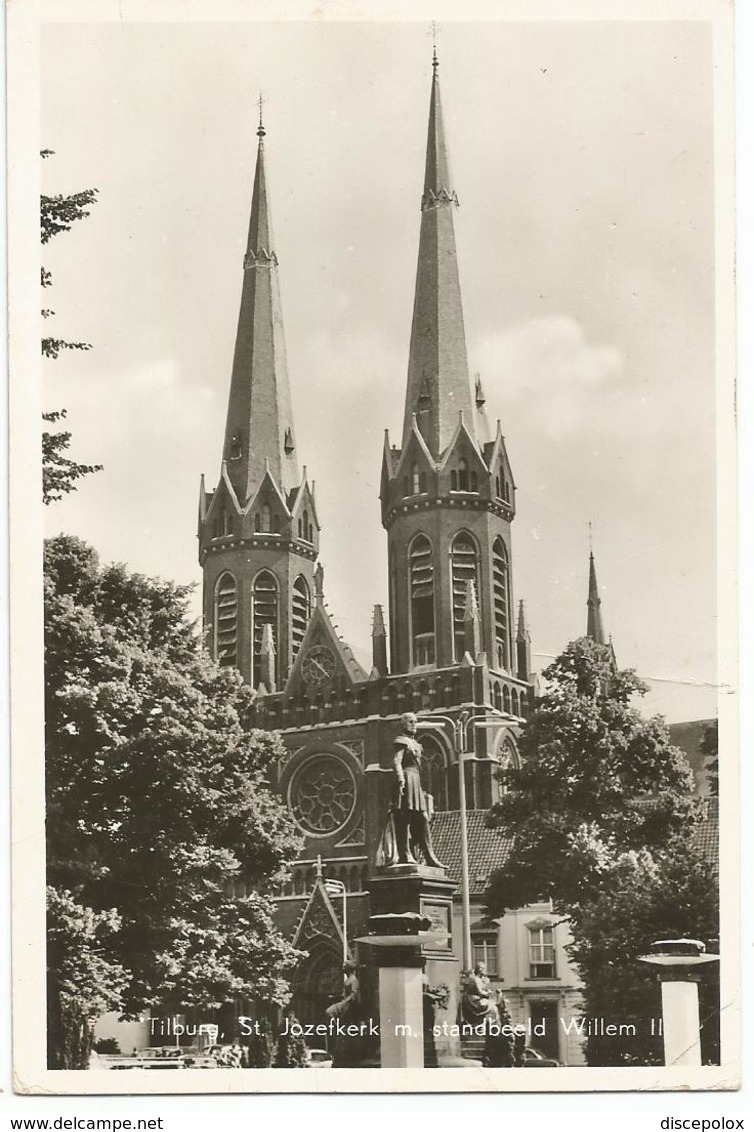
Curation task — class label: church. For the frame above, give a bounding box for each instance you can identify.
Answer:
[191,50,711,1067]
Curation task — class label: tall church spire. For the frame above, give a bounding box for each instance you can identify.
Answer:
[586,551,606,645]
[221,113,299,504]
[199,106,320,691]
[402,54,474,457]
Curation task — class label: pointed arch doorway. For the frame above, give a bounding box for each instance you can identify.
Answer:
[292,942,343,1031]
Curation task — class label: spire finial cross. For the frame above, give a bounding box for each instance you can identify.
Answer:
[257,91,266,139]
[430,21,440,70]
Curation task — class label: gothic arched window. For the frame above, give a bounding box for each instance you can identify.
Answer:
[492,537,512,671]
[214,572,238,668]
[409,534,435,667]
[291,575,311,660]
[458,458,469,491]
[451,532,481,661]
[252,570,279,687]
[272,513,280,534]
[411,463,420,495]
[261,503,272,533]
[421,738,449,812]
[450,469,458,491]
[470,471,478,492]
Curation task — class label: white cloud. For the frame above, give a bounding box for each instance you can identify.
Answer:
[475,315,623,437]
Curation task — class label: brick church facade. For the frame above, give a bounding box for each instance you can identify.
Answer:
[191,54,716,1064]
[196,54,544,1039]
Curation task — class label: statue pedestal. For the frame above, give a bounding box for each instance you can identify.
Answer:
[364,866,462,1066]
[376,947,425,1068]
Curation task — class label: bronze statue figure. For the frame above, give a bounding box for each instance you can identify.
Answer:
[461,962,501,1027]
[325,960,360,1020]
[378,712,445,869]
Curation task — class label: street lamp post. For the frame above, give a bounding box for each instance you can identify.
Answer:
[324,877,348,967]
[416,710,517,974]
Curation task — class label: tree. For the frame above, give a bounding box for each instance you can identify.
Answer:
[41,151,102,503]
[564,839,719,1065]
[46,887,127,1070]
[486,638,697,914]
[273,1012,309,1067]
[485,638,718,1065]
[245,1019,275,1068]
[45,535,304,1066]
[700,720,718,796]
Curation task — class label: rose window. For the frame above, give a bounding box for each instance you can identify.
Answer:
[289,754,358,837]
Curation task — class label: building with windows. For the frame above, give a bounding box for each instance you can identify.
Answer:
[191,51,716,1066]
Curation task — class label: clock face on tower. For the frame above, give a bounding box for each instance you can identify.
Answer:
[301,644,337,689]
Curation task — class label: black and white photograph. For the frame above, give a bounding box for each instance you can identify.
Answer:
[7,0,740,1100]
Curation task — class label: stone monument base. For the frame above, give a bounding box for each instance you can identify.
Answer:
[367,866,462,1066]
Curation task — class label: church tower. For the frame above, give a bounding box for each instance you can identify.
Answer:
[380,54,518,676]
[586,550,606,644]
[198,112,319,691]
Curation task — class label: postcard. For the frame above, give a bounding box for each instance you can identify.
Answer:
[7,0,739,1095]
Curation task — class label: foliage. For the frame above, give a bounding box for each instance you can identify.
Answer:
[245,1019,275,1068]
[93,1038,122,1055]
[42,410,103,505]
[700,720,718,797]
[565,839,720,1065]
[486,638,697,914]
[484,637,718,1066]
[41,151,102,503]
[45,535,304,1063]
[273,1013,309,1068]
[46,886,127,1069]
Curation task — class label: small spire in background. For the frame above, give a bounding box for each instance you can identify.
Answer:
[586,539,606,646]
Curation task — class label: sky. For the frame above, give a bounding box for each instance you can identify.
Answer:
[40,17,718,722]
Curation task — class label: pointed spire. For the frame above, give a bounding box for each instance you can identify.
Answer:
[259,622,277,693]
[463,579,482,658]
[586,551,606,645]
[515,600,532,682]
[221,111,300,505]
[371,604,388,675]
[402,53,474,457]
[422,49,455,210]
[516,600,528,642]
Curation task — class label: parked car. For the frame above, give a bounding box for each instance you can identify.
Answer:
[521,1046,562,1067]
[183,1055,221,1069]
[305,1047,334,1068]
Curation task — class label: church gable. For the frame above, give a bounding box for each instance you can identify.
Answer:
[487,430,516,504]
[290,479,320,542]
[393,422,438,494]
[283,600,368,699]
[292,877,346,953]
[203,472,242,538]
[438,418,489,492]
